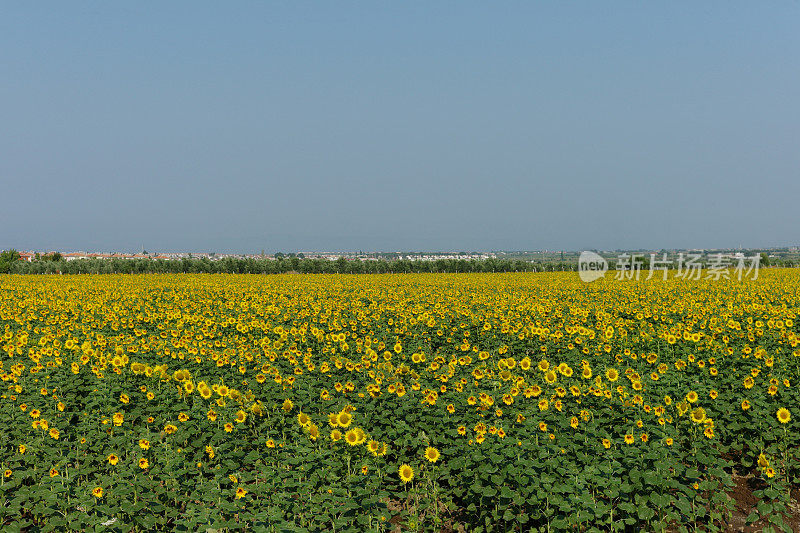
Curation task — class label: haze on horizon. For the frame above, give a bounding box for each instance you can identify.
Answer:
[1,2,798,254]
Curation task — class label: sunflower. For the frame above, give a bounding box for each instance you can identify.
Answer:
[139,458,149,469]
[18,445,26,455]
[337,411,353,428]
[108,454,119,465]
[49,468,59,477]
[235,410,247,424]
[297,412,311,427]
[741,399,751,410]
[757,453,770,468]
[777,408,791,424]
[624,434,634,445]
[139,439,150,450]
[92,487,104,498]
[2,470,10,478]
[686,391,698,403]
[602,438,611,449]
[367,440,381,455]
[355,427,367,445]
[198,383,212,399]
[424,446,440,463]
[49,428,60,440]
[690,408,707,424]
[398,464,414,483]
[345,429,359,446]
[235,487,248,499]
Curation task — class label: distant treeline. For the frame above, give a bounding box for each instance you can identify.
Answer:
[2,250,797,275]
[0,256,568,274]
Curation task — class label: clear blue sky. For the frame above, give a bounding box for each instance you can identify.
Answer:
[2,2,798,253]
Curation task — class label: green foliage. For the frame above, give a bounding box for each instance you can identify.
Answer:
[2,256,549,275]
[0,249,21,273]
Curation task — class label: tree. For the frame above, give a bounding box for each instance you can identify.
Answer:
[335,256,348,273]
[0,249,21,273]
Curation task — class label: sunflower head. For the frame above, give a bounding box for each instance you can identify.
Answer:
[337,411,352,428]
[345,429,359,446]
[424,446,440,463]
[398,464,414,483]
[690,408,707,424]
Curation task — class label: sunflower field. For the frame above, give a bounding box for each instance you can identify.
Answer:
[1,272,798,532]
